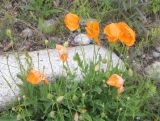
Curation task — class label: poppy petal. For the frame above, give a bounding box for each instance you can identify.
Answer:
[64,13,80,31]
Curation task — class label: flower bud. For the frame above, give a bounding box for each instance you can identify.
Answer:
[80,108,87,113]
[49,111,55,118]
[82,93,85,98]
[22,95,26,100]
[79,115,83,120]
[17,114,22,121]
[12,107,16,111]
[6,29,12,37]
[100,112,106,118]
[18,97,21,101]
[63,41,69,47]
[45,39,49,46]
[128,68,133,77]
[47,93,53,100]
[56,96,64,103]
[102,59,107,64]
[95,63,100,71]
[119,108,122,111]
[66,70,71,75]
[72,95,78,102]
[102,80,106,83]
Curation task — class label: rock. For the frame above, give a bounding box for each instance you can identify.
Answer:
[156,47,160,53]
[0,45,125,111]
[74,34,92,45]
[20,28,33,38]
[153,51,160,58]
[142,54,146,59]
[145,61,160,81]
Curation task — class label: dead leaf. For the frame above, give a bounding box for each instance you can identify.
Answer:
[20,28,33,38]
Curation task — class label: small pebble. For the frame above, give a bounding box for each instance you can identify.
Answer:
[21,28,33,38]
[134,116,141,121]
[145,61,160,81]
[142,54,145,58]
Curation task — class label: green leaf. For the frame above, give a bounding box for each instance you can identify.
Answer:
[81,113,92,121]
[94,87,102,94]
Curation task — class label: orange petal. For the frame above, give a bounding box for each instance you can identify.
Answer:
[85,27,94,38]
[41,74,49,84]
[44,79,49,84]
[27,69,48,85]
[106,74,124,88]
[94,37,101,46]
[85,20,100,46]
[118,86,124,94]
[60,54,68,62]
[56,44,68,62]
[118,22,136,46]
[104,23,120,42]
[64,13,80,31]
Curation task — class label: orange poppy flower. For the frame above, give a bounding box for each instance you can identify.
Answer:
[85,20,101,46]
[106,74,125,94]
[118,22,136,46]
[106,74,124,88]
[64,13,80,31]
[104,23,120,42]
[56,44,68,62]
[27,69,48,85]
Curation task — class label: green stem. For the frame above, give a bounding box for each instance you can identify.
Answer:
[6,56,17,85]
[46,46,54,77]
[0,70,16,96]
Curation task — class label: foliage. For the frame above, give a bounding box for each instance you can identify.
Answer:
[27,0,63,18]
[1,49,158,121]
[0,1,160,121]
[38,18,54,34]
[0,14,14,42]
[69,0,150,36]
[151,0,160,13]
[26,0,159,36]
